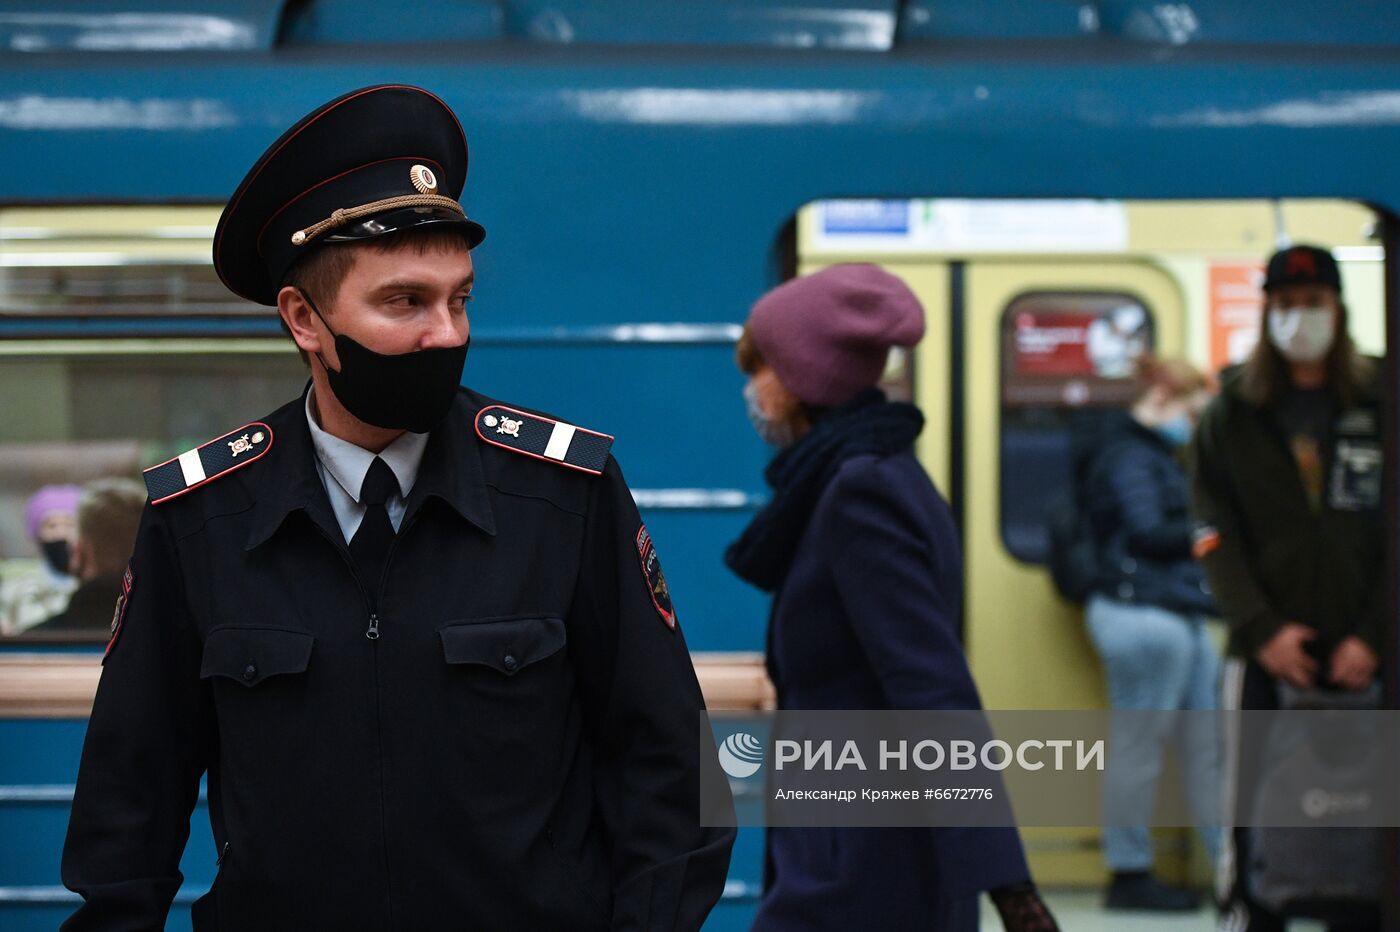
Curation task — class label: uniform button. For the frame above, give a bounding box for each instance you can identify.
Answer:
[243,664,257,681]
[502,654,518,672]
[1117,583,1134,600]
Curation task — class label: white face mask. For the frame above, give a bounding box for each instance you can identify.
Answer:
[743,380,796,448]
[1267,306,1335,363]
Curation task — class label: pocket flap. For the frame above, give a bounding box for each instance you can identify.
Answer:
[439,616,565,676]
[201,627,314,687]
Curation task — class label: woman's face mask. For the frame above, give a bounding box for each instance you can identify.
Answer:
[743,380,797,449]
[1153,413,1193,448]
[1267,306,1336,364]
[40,539,72,576]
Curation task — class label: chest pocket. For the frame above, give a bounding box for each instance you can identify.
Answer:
[438,616,566,676]
[200,627,314,687]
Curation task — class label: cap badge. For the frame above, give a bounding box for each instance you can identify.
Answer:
[410,164,439,195]
[228,432,261,458]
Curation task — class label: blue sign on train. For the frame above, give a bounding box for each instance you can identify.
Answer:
[820,200,909,235]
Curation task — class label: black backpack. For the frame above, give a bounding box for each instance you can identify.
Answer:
[1045,489,1098,603]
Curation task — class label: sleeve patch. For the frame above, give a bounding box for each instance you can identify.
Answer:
[104,565,134,660]
[635,525,677,631]
[1192,525,1221,560]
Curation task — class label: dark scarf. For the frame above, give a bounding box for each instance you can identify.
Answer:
[725,389,924,592]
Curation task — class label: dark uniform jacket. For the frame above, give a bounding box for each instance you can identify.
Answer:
[753,452,1030,932]
[1191,364,1384,659]
[61,386,735,931]
[1082,411,1215,617]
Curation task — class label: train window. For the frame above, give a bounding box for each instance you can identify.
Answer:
[0,206,258,320]
[0,207,300,642]
[999,293,1155,564]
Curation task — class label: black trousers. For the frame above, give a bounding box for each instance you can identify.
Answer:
[1219,659,1381,932]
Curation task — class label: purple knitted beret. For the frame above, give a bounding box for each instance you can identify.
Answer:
[24,484,82,541]
[746,264,926,407]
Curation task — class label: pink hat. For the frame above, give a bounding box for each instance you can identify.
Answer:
[746,264,926,407]
[24,484,82,541]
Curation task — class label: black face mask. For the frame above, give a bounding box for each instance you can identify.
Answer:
[300,289,469,433]
[41,539,71,576]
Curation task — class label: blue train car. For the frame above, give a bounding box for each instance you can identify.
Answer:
[1,2,1398,928]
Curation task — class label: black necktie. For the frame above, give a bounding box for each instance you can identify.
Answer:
[350,457,398,599]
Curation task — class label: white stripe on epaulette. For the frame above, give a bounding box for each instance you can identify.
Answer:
[178,449,206,485]
[543,422,577,461]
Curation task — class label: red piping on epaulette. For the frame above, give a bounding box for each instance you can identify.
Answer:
[214,84,465,267]
[145,422,275,505]
[255,155,444,254]
[473,405,612,477]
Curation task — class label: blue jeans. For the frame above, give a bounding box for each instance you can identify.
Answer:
[1086,594,1223,872]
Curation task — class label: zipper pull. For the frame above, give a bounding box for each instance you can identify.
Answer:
[217,842,230,865]
[366,614,380,640]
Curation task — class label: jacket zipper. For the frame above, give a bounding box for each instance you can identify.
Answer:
[306,520,397,929]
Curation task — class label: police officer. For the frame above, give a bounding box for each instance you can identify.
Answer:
[61,84,736,930]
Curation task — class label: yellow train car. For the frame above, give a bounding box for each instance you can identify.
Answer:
[797,198,1385,886]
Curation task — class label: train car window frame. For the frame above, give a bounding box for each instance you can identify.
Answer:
[0,206,301,646]
[998,289,1157,566]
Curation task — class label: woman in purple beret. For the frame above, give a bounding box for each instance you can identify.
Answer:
[726,264,1057,932]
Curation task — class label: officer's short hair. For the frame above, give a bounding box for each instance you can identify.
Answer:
[281,225,473,308]
[77,479,146,577]
[277,225,474,362]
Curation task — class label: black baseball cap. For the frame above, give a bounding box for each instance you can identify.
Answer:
[1264,244,1342,293]
[214,85,487,306]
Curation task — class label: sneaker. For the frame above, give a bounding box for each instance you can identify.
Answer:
[1105,871,1201,912]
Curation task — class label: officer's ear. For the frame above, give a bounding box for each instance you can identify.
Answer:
[278,285,324,362]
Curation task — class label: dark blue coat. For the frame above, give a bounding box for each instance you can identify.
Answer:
[1082,413,1215,616]
[752,451,1030,932]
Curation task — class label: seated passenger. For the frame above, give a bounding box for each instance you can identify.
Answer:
[36,478,145,634]
[1081,355,1220,911]
[0,484,81,635]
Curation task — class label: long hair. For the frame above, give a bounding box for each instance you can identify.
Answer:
[1237,300,1376,408]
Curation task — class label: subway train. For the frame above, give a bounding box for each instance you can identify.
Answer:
[1,2,1398,929]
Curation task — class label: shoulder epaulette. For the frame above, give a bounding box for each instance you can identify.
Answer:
[143,423,273,504]
[474,405,613,476]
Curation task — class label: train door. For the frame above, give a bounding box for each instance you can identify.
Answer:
[956,259,1188,885]
[959,259,1186,707]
